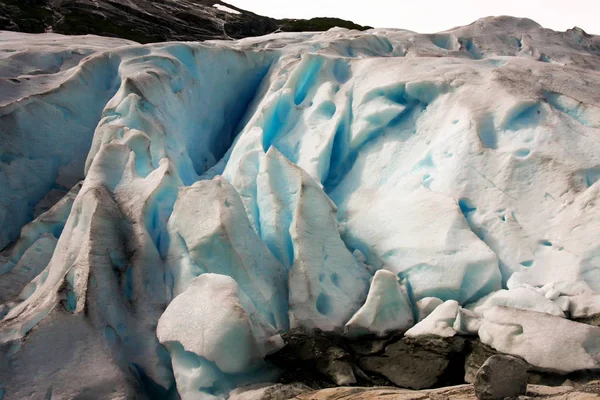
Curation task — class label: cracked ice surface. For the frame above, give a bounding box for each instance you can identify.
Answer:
[2,16,600,399]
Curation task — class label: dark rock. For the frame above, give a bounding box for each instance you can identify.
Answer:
[0,0,370,44]
[464,340,499,384]
[574,314,600,328]
[317,346,357,385]
[474,355,528,400]
[358,336,467,390]
[269,330,600,393]
[267,329,355,389]
[269,329,470,390]
[346,337,395,356]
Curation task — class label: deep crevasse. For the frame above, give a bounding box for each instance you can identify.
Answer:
[1,17,600,399]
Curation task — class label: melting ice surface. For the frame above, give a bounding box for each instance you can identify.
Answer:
[1,17,600,398]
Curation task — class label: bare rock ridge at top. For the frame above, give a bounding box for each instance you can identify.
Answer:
[0,0,370,43]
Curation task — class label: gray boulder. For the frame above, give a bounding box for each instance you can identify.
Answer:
[358,336,466,390]
[475,355,528,400]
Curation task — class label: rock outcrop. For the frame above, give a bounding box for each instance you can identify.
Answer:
[0,0,370,43]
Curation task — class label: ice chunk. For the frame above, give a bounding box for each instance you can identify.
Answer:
[166,345,226,400]
[554,296,571,313]
[166,176,289,330]
[538,281,596,297]
[0,235,57,304]
[568,294,600,319]
[345,269,414,336]
[405,300,459,338]
[157,274,283,374]
[479,307,600,373]
[257,148,371,331]
[453,307,482,335]
[544,288,560,300]
[465,287,565,317]
[416,297,444,321]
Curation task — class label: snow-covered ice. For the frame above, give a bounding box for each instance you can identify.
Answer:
[405,300,459,338]
[479,307,600,373]
[157,274,283,397]
[345,269,414,336]
[416,297,444,321]
[2,15,600,398]
[465,287,566,317]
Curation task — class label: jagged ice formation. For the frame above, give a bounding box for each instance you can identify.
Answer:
[1,17,600,399]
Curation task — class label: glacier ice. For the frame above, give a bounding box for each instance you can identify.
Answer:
[256,147,370,331]
[1,15,600,398]
[166,176,288,330]
[465,287,566,317]
[345,269,414,336]
[452,307,482,336]
[405,300,460,338]
[416,297,444,321]
[479,307,600,373]
[157,274,283,397]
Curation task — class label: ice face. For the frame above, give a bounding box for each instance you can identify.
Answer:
[2,16,600,398]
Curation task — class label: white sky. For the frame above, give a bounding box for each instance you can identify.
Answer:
[228,0,600,34]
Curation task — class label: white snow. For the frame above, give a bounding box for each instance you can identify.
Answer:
[568,294,600,319]
[416,297,444,321]
[405,300,459,338]
[1,15,600,398]
[465,287,566,317]
[453,307,482,335]
[157,274,282,396]
[479,307,600,373]
[345,269,414,336]
[214,4,241,14]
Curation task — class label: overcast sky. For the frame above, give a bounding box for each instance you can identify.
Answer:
[228,0,599,34]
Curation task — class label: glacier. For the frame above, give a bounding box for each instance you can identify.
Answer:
[1,16,600,399]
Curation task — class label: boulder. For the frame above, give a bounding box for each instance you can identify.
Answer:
[474,355,528,400]
[358,336,466,390]
[464,340,500,384]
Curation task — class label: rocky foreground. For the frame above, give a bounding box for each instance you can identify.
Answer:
[232,383,600,400]
[227,328,600,399]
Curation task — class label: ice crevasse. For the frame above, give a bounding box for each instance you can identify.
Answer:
[1,17,600,398]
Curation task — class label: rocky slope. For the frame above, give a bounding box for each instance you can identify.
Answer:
[0,0,370,43]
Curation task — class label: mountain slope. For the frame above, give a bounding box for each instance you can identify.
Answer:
[0,0,371,43]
